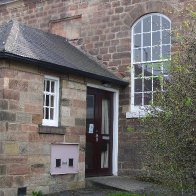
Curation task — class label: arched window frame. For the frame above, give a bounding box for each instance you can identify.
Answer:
[128,13,171,118]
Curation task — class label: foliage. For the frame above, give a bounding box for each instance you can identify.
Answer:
[105,192,144,196]
[32,190,43,196]
[141,11,196,195]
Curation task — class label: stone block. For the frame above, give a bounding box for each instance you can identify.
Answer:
[0,100,8,110]
[32,114,42,124]
[19,142,28,155]
[31,164,45,174]
[9,100,23,111]
[4,143,19,155]
[8,123,21,132]
[71,107,86,117]
[20,92,42,105]
[71,100,86,108]
[61,98,70,106]
[9,79,28,91]
[28,142,50,155]
[62,89,77,99]
[28,155,50,165]
[75,118,85,126]
[6,132,28,142]
[61,117,75,127]
[0,122,6,132]
[61,106,70,117]
[16,112,32,124]
[21,124,38,132]
[24,104,42,114]
[0,111,16,122]
[28,81,43,93]
[0,176,13,188]
[3,89,20,101]
[67,81,86,91]
[0,156,27,165]
[8,164,30,175]
[0,165,6,175]
[13,176,25,187]
[113,52,131,59]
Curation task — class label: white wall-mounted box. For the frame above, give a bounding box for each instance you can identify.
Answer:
[50,143,79,175]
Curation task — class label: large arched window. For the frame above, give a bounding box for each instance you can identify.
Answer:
[131,13,171,112]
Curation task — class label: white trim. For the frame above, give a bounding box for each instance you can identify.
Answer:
[42,75,59,127]
[87,83,119,176]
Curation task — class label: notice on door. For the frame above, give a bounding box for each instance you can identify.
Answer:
[88,124,94,134]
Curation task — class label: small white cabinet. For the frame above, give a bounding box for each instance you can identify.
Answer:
[50,143,79,175]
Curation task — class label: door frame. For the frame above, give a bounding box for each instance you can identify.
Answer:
[87,83,119,176]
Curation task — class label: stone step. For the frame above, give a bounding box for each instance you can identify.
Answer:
[86,176,172,195]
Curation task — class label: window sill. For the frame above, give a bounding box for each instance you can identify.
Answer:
[38,125,66,135]
[126,110,146,119]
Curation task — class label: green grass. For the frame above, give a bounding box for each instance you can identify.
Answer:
[105,192,144,196]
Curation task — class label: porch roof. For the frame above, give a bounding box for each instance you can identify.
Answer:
[0,21,128,86]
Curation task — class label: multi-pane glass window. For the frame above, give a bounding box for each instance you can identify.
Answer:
[132,13,171,108]
[42,76,59,126]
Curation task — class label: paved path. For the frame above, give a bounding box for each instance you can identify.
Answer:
[47,176,173,196]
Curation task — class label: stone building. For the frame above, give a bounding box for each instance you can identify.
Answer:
[0,0,195,195]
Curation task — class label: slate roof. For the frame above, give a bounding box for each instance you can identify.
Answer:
[0,21,128,86]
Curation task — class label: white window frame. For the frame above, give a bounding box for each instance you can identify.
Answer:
[42,75,59,127]
[127,13,171,118]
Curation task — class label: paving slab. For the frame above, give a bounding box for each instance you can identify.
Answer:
[86,176,172,195]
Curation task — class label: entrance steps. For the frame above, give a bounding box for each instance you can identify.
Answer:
[86,176,172,195]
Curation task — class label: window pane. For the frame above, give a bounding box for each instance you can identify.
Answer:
[143,33,151,47]
[162,30,170,44]
[152,46,160,61]
[87,95,94,119]
[152,15,160,31]
[51,95,54,107]
[43,95,45,106]
[50,108,54,120]
[143,47,151,61]
[162,45,170,59]
[134,64,143,77]
[144,78,152,91]
[153,63,162,76]
[46,81,50,92]
[135,79,142,92]
[134,34,141,48]
[144,93,152,105]
[153,77,161,91]
[46,95,49,106]
[152,31,160,46]
[44,80,46,91]
[134,21,141,34]
[144,64,152,76]
[43,107,45,119]
[134,93,142,106]
[133,49,141,62]
[143,16,151,32]
[45,107,49,119]
[51,81,55,93]
[162,17,170,29]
